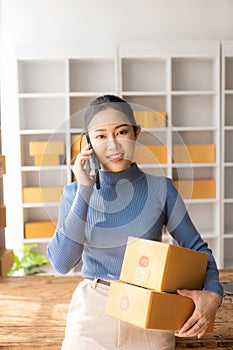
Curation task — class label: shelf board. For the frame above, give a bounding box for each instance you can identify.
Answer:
[18,93,66,98]
[122,91,167,96]
[223,233,233,238]
[183,198,218,204]
[224,199,233,204]
[173,126,217,132]
[224,162,233,167]
[69,92,115,97]
[23,237,52,244]
[22,202,60,208]
[224,90,233,94]
[171,162,217,168]
[137,163,169,169]
[224,126,233,131]
[171,90,216,96]
[21,165,68,172]
[20,129,67,135]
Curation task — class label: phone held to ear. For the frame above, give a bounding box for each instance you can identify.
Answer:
[85,135,100,190]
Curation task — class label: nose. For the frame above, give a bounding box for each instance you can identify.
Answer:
[107,135,119,150]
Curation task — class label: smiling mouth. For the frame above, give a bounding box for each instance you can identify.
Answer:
[107,153,124,161]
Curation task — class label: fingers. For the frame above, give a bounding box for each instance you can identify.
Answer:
[72,146,94,186]
[178,314,207,338]
[74,145,93,169]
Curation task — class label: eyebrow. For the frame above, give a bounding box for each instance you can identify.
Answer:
[92,123,130,133]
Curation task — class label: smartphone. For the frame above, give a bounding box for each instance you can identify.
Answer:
[85,135,100,190]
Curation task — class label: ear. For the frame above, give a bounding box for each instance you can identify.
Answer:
[134,125,141,140]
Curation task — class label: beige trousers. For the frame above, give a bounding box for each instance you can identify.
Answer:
[61,279,175,350]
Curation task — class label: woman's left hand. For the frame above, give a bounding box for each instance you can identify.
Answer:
[177,289,221,338]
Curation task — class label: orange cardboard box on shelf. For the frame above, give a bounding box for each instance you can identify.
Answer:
[0,205,6,228]
[0,248,14,276]
[120,237,208,293]
[24,221,56,239]
[34,154,60,166]
[0,155,6,176]
[134,111,166,128]
[173,179,216,199]
[22,186,63,203]
[106,280,214,333]
[29,141,65,156]
[134,145,167,164]
[173,144,216,163]
[71,134,86,163]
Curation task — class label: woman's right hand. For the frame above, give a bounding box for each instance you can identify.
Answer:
[72,145,95,187]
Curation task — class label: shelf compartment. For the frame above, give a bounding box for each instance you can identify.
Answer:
[225,94,233,126]
[224,238,233,268]
[21,169,67,188]
[24,221,56,239]
[224,130,233,162]
[69,59,115,92]
[225,57,233,90]
[21,134,66,167]
[18,60,66,93]
[172,130,217,146]
[172,95,217,127]
[224,167,233,199]
[22,186,63,203]
[138,166,168,177]
[172,58,216,91]
[187,202,218,235]
[134,145,167,164]
[122,58,166,92]
[70,96,99,129]
[19,97,67,130]
[224,203,233,235]
[122,95,167,115]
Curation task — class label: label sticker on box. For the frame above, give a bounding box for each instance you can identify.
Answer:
[139,255,150,268]
[120,296,129,311]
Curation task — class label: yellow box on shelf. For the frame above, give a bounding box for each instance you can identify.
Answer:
[29,141,65,156]
[120,237,208,292]
[22,186,63,203]
[0,155,6,176]
[134,145,167,164]
[34,154,60,166]
[0,248,14,276]
[173,179,216,199]
[106,280,214,333]
[173,144,215,163]
[0,205,6,228]
[71,134,86,163]
[134,111,166,128]
[24,221,56,238]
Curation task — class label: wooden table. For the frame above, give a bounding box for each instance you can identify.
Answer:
[0,270,232,350]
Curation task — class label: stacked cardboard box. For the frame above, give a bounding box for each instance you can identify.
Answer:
[173,144,215,163]
[29,141,65,166]
[134,144,167,164]
[24,221,56,239]
[106,237,214,333]
[173,179,216,199]
[22,186,63,203]
[0,154,14,276]
[134,111,166,128]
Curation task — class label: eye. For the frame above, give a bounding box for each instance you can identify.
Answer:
[96,134,106,139]
[117,129,128,136]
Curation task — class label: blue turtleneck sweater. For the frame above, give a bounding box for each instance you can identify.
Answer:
[47,163,223,299]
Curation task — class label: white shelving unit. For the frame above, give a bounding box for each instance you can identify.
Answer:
[222,41,233,268]
[2,41,225,273]
[119,42,221,261]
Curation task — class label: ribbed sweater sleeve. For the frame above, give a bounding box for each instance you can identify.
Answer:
[47,183,93,274]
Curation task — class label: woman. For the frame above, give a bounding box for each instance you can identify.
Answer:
[48,95,223,350]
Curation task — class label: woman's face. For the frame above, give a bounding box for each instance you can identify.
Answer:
[87,108,140,172]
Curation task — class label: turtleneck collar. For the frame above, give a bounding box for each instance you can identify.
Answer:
[98,163,144,185]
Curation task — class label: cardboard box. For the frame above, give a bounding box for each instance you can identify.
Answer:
[24,221,56,238]
[22,186,63,203]
[120,237,208,292]
[0,155,6,176]
[0,248,14,276]
[173,144,215,163]
[106,280,214,332]
[29,141,65,156]
[71,134,86,163]
[0,205,6,228]
[134,145,167,164]
[173,179,216,199]
[34,154,60,166]
[134,111,166,128]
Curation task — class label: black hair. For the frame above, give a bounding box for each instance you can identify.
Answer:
[84,94,137,134]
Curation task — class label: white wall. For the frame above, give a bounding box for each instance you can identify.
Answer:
[1,0,233,45]
[1,0,233,250]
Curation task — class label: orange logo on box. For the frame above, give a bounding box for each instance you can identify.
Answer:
[139,255,149,268]
[120,296,129,311]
